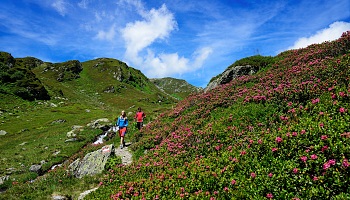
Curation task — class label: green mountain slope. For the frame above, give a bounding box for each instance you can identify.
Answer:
[85,31,349,199]
[150,77,203,100]
[1,31,350,199]
[0,56,177,197]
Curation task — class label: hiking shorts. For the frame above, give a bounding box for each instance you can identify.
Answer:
[119,127,127,137]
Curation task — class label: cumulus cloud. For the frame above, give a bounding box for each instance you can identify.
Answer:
[121,4,177,59]
[51,0,69,16]
[142,46,213,77]
[95,24,116,41]
[121,3,212,78]
[288,21,350,50]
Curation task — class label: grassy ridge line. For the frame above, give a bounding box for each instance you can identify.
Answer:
[87,32,350,199]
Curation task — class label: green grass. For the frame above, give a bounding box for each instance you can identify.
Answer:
[0,57,177,198]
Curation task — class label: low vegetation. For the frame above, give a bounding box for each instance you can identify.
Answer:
[87,31,349,199]
[1,31,349,199]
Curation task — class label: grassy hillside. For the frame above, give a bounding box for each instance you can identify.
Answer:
[0,56,177,198]
[150,77,202,100]
[1,31,350,199]
[84,31,349,199]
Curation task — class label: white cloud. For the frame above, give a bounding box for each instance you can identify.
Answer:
[78,0,91,9]
[51,0,69,16]
[144,50,189,77]
[192,47,213,68]
[95,24,116,41]
[120,3,213,78]
[142,46,212,78]
[288,21,350,50]
[121,4,177,59]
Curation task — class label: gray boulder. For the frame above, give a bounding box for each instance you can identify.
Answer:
[205,65,257,92]
[0,175,9,185]
[0,130,7,136]
[87,118,110,129]
[29,164,42,175]
[69,144,114,178]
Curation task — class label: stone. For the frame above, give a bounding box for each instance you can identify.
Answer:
[87,118,110,129]
[51,119,66,124]
[72,125,84,130]
[51,195,69,200]
[29,164,42,174]
[78,187,99,200]
[69,144,114,178]
[65,138,78,142]
[66,130,77,138]
[205,65,257,92]
[19,142,28,146]
[0,175,9,185]
[0,130,7,136]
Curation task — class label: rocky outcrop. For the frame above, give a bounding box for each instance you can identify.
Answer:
[86,118,111,129]
[29,164,42,175]
[204,65,257,92]
[42,60,83,82]
[69,144,114,178]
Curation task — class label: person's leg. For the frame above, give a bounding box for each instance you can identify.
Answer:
[120,136,124,148]
[119,129,124,148]
[120,127,126,148]
[137,122,141,130]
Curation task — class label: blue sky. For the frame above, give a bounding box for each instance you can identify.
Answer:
[0,0,349,87]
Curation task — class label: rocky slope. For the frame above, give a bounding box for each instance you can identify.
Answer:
[150,77,202,99]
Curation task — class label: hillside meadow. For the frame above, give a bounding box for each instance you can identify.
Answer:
[0,57,178,198]
[87,32,349,199]
[1,31,350,199]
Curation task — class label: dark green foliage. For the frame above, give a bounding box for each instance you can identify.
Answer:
[0,53,50,100]
[43,60,83,82]
[0,51,15,67]
[229,55,275,70]
[15,57,44,70]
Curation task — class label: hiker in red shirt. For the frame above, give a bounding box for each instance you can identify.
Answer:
[134,107,146,130]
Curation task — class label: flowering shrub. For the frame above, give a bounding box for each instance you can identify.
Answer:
[87,31,350,199]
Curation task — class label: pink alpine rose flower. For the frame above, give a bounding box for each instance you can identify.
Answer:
[293,168,298,174]
[323,162,331,170]
[266,193,273,199]
[342,159,349,168]
[328,159,336,165]
[300,156,308,163]
[321,135,328,140]
[231,180,236,185]
[251,172,256,178]
[321,145,328,152]
[275,137,283,143]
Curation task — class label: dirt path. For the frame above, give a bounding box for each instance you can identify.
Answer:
[114,142,133,165]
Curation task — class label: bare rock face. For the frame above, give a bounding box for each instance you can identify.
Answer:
[205,65,257,92]
[69,144,114,178]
